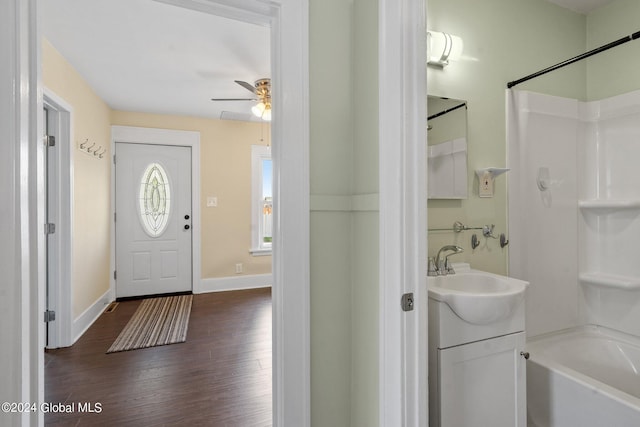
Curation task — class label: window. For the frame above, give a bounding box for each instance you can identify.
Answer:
[251,145,272,255]
[139,162,171,237]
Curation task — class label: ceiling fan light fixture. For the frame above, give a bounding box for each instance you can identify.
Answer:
[252,102,266,117]
[262,105,272,122]
[214,78,272,121]
[252,100,271,121]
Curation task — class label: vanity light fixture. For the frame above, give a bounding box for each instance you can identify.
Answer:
[427,30,464,67]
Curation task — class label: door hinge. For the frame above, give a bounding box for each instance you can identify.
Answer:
[114,212,116,223]
[114,270,117,280]
[44,310,56,323]
[113,154,116,165]
[401,292,414,312]
[44,135,55,147]
[45,223,56,235]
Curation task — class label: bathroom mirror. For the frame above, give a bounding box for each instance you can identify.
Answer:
[427,95,468,199]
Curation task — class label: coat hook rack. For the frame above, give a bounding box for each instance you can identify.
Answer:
[78,138,106,160]
[94,147,106,158]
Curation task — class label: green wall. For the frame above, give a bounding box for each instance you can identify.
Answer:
[427,0,586,274]
[309,0,379,425]
[351,0,379,425]
[307,0,640,424]
[310,0,353,424]
[587,0,640,100]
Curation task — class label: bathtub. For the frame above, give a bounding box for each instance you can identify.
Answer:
[526,325,640,427]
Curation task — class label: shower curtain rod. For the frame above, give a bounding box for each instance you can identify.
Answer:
[507,30,640,89]
[427,102,467,121]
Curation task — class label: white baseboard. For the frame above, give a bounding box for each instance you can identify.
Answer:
[72,289,112,344]
[199,273,272,294]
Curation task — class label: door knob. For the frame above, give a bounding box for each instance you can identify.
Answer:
[184,224,190,230]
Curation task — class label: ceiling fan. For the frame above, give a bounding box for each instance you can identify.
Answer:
[212,78,272,121]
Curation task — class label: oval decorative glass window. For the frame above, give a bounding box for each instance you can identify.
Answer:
[138,163,171,237]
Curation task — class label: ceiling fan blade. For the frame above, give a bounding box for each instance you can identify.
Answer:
[211,98,257,101]
[235,80,257,94]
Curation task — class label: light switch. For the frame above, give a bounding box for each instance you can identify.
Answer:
[207,196,218,207]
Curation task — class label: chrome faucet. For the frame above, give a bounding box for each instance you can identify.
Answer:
[434,245,464,275]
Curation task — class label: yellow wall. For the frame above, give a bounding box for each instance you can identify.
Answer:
[427,0,586,274]
[42,39,112,318]
[43,38,271,322]
[110,111,272,278]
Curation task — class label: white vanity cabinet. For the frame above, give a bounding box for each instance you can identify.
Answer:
[427,268,529,427]
[437,331,526,427]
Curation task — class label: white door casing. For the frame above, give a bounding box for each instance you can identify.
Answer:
[12,0,314,424]
[12,0,427,426]
[43,89,74,349]
[115,142,192,298]
[110,126,200,301]
[379,0,428,425]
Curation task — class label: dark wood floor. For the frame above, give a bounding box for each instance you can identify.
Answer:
[45,288,272,427]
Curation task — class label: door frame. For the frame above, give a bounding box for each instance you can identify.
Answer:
[110,126,201,298]
[6,0,428,425]
[378,0,428,425]
[113,1,313,425]
[43,89,74,349]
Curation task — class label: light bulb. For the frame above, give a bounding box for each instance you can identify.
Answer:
[262,106,272,122]
[252,102,266,118]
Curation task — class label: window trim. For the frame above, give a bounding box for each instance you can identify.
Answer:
[251,144,272,255]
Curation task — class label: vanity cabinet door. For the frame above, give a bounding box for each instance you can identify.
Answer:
[438,332,526,427]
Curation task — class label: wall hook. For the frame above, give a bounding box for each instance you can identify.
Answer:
[471,234,480,249]
[482,224,497,239]
[537,167,563,191]
[79,138,89,149]
[500,233,509,248]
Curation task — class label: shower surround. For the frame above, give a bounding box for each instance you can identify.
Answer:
[508,89,640,425]
[507,88,640,338]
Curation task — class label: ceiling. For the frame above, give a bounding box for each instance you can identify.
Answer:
[546,0,617,14]
[43,0,270,122]
[43,0,617,123]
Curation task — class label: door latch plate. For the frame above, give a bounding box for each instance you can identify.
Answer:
[402,292,414,312]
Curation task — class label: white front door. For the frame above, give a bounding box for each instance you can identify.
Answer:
[115,142,192,298]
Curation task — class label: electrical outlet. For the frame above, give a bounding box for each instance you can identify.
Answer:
[479,171,493,198]
[207,196,218,207]
[235,263,243,274]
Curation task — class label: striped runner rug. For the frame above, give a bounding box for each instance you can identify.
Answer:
[107,294,193,353]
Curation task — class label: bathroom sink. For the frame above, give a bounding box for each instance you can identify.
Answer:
[428,266,528,325]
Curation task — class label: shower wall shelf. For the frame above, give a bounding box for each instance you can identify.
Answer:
[580,272,640,291]
[579,199,640,210]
